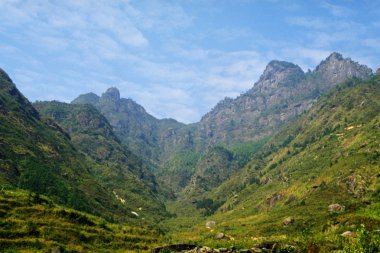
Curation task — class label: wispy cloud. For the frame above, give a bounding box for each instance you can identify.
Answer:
[286,17,326,29]
[0,1,378,123]
[321,1,353,17]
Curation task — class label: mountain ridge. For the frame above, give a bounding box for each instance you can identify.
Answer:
[165,74,380,252]
[71,52,373,194]
[0,68,169,225]
[1,53,379,252]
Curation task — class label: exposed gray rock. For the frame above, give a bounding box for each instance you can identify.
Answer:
[282,217,294,225]
[328,203,345,212]
[266,192,283,208]
[345,175,366,198]
[251,242,278,252]
[196,52,372,151]
[151,244,197,253]
[206,221,216,227]
[341,231,356,238]
[215,232,225,239]
[72,52,373,195]
[315,53,372,87]
[196,246,215,253]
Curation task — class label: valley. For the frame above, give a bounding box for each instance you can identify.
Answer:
[0,53,379,252]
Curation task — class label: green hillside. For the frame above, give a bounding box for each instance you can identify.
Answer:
[1,60,379,252]
[34,101,169,223]
[0,69,167,225]
[0,188,162,253]
[165,77,380,251]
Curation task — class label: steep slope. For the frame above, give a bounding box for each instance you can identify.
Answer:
[72,87,186,165]
[173,76,380,251]
[182,146,240,199]
[0,68,164,223]
[0,189,163,252]
[160,53,372,196]
[34,101,169,222]
[196,53,372,146]
[73,53,372,196]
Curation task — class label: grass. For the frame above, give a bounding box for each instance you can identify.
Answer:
[158,77,380,251]
[0,188,164,253]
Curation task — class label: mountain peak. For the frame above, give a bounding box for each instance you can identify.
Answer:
[102,87,120,101]
[261,60,304,80]
[315,52,372,82]
[0,68,12,84]
[254,60,305,90]
[71,92,99,105]
[326,52,344,61]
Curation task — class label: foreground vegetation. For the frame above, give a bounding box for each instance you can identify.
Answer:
[1,67,379,252]
[0,188,163,252]
[160,77,380,252]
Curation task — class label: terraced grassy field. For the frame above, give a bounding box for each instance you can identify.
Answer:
[0,189,163,252]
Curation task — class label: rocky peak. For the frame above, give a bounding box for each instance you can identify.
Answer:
[315,52,372,83]
[253,60,305,91]
[102,87,120,101]
[326,52,344,61]
[71,92,100,105]
[261,60,303,78]
[0,68,12,84]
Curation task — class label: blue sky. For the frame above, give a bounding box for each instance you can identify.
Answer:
[0,0,379,123]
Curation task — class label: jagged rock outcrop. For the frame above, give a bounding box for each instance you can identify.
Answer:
[196,52,372,146]
[34,100,170,222]
[72,53,373,194]
[315,52,372,86]
[73,87,186,165]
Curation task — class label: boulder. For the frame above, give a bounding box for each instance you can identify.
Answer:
[328,203,345,212]
[206,221,216,227]
[345,175,366,198]
[252,242,277,251]
[215,232,225,239]
[265,192,283,208]
[197,246,214,253]
[151,244,197,253]
[341,231,356,238]
[250,248,262,253]
[282,217,294,225]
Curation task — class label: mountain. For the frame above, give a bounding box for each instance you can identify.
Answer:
[170,75,380,252]
[196,52,372,146]
[72,87,186,165]
[72,53,373,196]
[0,52,379,252]
[160,53,372,195]
[0,68,167,224]
[34,101,169,221]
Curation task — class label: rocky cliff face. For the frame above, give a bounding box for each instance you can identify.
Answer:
[73,87,186,165]
[315,52,372,86]
[72,53,373,194]
[196,52,372,146]
[34,101,169,221]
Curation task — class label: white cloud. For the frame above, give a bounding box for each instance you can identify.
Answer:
[0,1,378,124]
[126,1,193,32]
[363,38,380,51]
[321,2,353,17]
[286,17,326,29]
